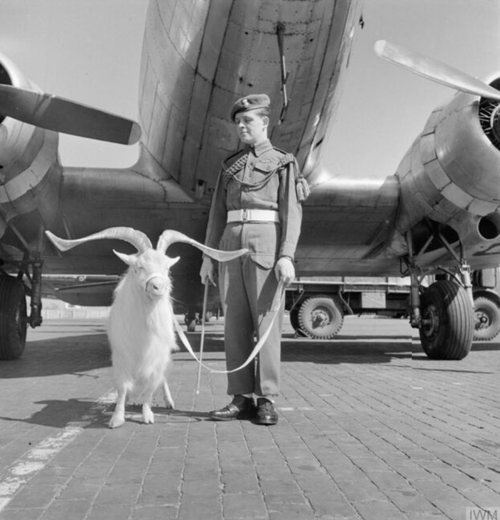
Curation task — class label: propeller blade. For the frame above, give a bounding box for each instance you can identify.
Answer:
[0,84,141,144]
[374,40,500,101]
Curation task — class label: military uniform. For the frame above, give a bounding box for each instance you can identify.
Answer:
[204,138,302,398]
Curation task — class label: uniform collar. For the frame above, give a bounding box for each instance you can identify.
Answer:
[251,139,273,157]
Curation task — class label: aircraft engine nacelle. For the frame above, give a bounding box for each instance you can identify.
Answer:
[0,54,62,244]
[390,76,500,258]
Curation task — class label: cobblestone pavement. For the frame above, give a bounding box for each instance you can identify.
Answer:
[0,316,499,520]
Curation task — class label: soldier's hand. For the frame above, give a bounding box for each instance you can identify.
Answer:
[275,257,295,286]
[200,256,216,286]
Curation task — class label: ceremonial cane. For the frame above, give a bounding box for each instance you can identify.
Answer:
[196,279,209,394]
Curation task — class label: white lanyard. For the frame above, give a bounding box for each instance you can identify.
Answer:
[174,281,285,376]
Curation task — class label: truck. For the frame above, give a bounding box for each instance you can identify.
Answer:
[285,270,500,341]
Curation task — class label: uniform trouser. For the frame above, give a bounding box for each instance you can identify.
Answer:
[219,253,284,397]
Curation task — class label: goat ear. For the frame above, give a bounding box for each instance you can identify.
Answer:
[167,256,180,268]
[113,250,136,266]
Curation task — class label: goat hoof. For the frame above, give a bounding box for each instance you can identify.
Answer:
[142,413,155,424]
[109,415,125,429]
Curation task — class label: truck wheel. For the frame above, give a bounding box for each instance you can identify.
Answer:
[289,308,306,337]
[474,295,500,341]
[419,280,473,360]
[298,296,344,339]
[0,274,28,360]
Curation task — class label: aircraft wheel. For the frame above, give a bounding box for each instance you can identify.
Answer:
[473,295,500,341]
[419,280,473,360]
[0,273,28,360]
[298,295,344,339]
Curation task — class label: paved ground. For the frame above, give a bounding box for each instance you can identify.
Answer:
[0,315,499,520]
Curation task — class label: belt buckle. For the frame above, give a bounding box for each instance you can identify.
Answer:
[242,209,248,222]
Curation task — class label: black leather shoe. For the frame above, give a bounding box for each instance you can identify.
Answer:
[209,395,255,421]
[255,398,278,425]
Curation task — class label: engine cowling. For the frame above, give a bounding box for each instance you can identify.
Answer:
[389,76,500,263]
[0,54,62,248]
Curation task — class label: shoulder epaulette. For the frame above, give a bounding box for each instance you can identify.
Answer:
[277,153,296,167]
[270,147,296,168]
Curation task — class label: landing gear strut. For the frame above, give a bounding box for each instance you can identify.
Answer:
[0,254,44,360]
[405,227,474,360]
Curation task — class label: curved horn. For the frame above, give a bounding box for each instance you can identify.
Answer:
[45,227,153,253]
[157,229,248,261]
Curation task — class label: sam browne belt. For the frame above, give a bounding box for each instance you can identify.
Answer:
[227,209,279,223]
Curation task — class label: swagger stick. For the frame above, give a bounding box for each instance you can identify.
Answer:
[196,279,209,394]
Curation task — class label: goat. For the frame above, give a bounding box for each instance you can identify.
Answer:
[46,227,247,428]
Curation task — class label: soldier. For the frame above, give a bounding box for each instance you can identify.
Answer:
[200,93,304,425]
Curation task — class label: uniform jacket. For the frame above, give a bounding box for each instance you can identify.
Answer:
[204,139,302,268]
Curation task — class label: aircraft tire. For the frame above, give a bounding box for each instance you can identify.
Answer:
[0,273,27,360]
[473,295,500,341]
[419,280,474,360]
[297,295,344,340]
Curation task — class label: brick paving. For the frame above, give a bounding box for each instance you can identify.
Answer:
[0,316,499,519]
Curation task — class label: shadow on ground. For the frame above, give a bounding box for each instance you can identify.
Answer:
[0,333,111,379]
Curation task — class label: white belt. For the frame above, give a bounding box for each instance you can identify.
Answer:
[227,209,279,223]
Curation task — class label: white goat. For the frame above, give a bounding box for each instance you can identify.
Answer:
[46,227,247,428]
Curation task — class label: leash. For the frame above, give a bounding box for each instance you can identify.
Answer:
[174,281,286,375]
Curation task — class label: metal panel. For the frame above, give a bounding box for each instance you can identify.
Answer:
[162,105,184,179]
[420,132,438,165]
[138,0,362,197]
[442,182,474,210]
[361,292,386,308]
[467,198,498,216]
[421,107,442,137]
[147,95,169,169]
[196,1,232,81]
[412,153,441,210]
[425,157,451,191]
[428,195,463,224]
